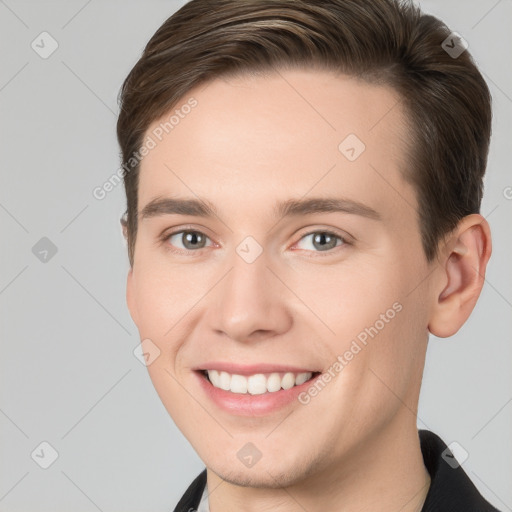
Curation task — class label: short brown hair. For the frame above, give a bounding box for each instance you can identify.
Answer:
[117,0,492,267]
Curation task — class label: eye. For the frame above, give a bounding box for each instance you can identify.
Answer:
[165,230,213,252]
[294,230,347,254]
[161,228,349,256]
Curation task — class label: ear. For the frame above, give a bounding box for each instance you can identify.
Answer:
[120,213,128,240]
[126,267,139,326]
[428,214,492,338]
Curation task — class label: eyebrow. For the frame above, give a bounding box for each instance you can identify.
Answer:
[139,196,381,221]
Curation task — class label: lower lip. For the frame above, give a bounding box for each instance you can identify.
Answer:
[194,371,321,416]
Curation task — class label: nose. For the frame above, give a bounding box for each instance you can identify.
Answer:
[209,247,292,343]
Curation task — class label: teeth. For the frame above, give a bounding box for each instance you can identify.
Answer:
[205,370,314,394]
[219,370,231,391]
[230,374,248,394]
[295,372,310,385]
[266,373,281,393]
[281,372,295,390]
[247,373,267,395]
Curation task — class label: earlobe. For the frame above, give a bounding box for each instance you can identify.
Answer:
[428,214,492,338]
[126,268,138,325]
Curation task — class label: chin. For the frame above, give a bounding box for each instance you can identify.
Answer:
[206,449,325,489]
[210,465,302,489]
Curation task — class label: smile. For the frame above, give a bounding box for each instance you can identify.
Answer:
[201,369,320,395]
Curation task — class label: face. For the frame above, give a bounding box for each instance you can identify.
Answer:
[127,69,434,488]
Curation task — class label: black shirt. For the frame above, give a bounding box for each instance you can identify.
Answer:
[173,429,501,511]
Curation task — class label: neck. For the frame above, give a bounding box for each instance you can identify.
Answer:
[206,417,431,512]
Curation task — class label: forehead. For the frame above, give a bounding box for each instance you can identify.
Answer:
[138,68,413,222]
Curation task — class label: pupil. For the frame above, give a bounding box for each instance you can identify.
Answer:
[314,232,336,251]
[184,231,204,249]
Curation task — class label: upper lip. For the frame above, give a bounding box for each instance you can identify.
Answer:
[195,362,320,375]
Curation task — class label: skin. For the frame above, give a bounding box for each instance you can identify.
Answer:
[125,68,492,512]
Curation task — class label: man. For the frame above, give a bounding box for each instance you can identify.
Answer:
[117,0,499,510]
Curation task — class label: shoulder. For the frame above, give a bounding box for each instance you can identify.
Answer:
[419,429,501,512]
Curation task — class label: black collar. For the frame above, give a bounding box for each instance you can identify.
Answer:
[419,429,499,511]
[173,429,500,511]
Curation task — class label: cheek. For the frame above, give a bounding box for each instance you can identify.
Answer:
[298,261,401,341]
[131,259,220,376]
[132,259,199,333]
[305,258,422,378]
[334,262,429,398]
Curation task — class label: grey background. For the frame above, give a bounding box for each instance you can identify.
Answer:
[0,0,510,510]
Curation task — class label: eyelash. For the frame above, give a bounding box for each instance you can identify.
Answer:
[159,225,351,258]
